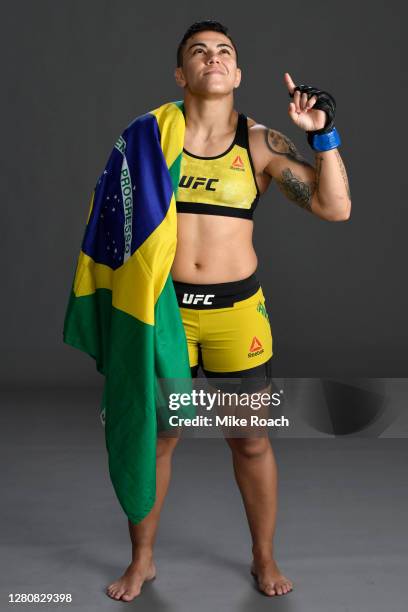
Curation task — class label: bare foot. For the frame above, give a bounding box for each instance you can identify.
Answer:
[106,555,156,602]
[251,558,293,596]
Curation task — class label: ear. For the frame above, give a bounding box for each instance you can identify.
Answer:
[174,67,186,88]
[234,67,242,89]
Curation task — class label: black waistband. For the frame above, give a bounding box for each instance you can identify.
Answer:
[173,272,260,309]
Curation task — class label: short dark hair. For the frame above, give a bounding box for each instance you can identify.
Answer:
[176,20,238,67]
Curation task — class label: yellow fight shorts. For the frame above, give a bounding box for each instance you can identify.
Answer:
[173,272,273,391]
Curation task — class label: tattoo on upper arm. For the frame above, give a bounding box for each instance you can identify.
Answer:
[264,127,317,212]
[334,149,351,199]
[275,168,316,212]
[264,128,310,166]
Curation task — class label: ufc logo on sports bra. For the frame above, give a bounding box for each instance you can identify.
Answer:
[179,176,219,191]
[182,293,215,305]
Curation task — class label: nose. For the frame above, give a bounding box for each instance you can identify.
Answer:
[207,53,221,65]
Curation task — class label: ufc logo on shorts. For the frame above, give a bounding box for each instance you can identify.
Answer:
[182,293,215,305]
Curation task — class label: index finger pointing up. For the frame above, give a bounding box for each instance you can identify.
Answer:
[284,72,296,94]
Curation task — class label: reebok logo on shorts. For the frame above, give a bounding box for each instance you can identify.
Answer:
[248,336,264,358]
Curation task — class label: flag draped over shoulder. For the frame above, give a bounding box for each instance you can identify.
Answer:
[63,100,192,524]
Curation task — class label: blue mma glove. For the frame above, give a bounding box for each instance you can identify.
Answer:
[289,84,341,151]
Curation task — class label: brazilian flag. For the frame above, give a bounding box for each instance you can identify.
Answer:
[63,101,192,524]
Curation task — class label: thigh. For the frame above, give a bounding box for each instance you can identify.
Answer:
[178,306,200,369]
[200,287,273,375]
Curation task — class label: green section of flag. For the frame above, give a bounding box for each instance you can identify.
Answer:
[63,274,193,524]
[63,287,112,375]
[169,153,182,200]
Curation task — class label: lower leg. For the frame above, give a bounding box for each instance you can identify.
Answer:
[227,436,278,556]
[226,435,293,596]
[128,434,179,555]
[106,435,180,601]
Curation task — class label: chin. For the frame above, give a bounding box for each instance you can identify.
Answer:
[195,86,232,97]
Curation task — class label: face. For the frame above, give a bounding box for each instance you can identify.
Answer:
[175,31,241,96]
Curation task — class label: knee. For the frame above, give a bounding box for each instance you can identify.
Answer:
[156,435,180,460]
[228,437,270,460]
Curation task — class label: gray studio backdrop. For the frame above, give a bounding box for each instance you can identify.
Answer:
[2,0,407,386]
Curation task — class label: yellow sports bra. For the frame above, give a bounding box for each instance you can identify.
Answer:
[176,112,260,220]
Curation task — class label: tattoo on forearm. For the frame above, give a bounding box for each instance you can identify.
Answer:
[334,149,351,199]
[264,128,310,166]
[275,168,316,211]
[315,155,323,197]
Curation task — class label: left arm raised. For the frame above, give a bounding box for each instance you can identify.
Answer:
[264,127,351,221]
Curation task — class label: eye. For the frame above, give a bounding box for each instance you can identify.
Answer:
[193,48,204,54]
[220,49,231,54]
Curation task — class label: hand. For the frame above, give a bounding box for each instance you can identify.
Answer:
[284,72,327,132]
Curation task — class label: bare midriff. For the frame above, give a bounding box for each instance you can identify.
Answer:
[170,212,258,284]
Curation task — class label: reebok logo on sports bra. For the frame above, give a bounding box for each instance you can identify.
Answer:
[176,112,261,220]
[230,155,245,171]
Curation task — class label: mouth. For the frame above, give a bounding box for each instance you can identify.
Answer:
[203,70,225,76]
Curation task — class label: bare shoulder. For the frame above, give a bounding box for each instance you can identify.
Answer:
[247,116,310,168]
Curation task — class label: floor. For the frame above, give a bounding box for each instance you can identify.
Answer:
[1,387,407,611]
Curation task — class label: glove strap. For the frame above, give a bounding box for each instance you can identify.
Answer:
[307,127,341,152]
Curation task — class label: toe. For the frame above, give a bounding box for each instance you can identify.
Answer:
[124,586,142,601]
[107,582,119,597]
[279,582,287,594]
[265,585,276,596]
[115,587,125,600]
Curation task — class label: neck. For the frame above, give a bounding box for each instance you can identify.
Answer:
[183,92,237,139]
